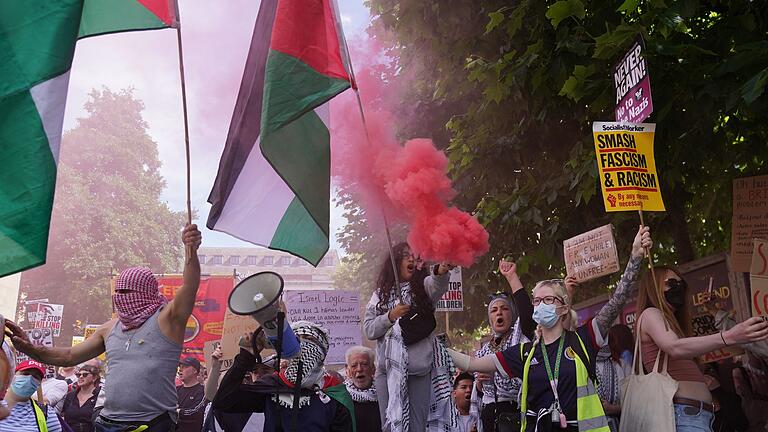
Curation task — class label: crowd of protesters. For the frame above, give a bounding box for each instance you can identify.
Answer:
[0,224,765,432]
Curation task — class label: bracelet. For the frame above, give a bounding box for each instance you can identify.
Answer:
[720,331,728,346]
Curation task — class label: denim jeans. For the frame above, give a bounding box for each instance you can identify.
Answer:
[674,403,714,432]
[94,413,175,432]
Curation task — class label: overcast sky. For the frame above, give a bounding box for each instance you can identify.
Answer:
[63,0,372,254]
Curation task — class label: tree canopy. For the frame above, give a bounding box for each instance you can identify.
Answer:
[20,88,186,343]
[338,0,768,338]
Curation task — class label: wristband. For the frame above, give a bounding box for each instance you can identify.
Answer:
[720,331,728,346]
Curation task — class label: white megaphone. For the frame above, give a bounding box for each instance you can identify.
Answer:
[228,272,300,358]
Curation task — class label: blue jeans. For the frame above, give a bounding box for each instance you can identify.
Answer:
[674,403,714,432]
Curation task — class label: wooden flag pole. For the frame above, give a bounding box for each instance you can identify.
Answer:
[175,22,193,262]
[638,208,670,330]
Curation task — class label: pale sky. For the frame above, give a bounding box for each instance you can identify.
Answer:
[63,0,372,254]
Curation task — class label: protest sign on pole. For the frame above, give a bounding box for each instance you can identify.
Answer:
[563,225,620,282]
[593,122,664,212]
[15,328,55,378]
[614,36,653,123]
[71,336,85,347]
[436,267,464,312]
[750,239,768,318]
[284,290,361,365]
[731,175,768,272]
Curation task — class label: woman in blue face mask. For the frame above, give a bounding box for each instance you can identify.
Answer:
[0,360,64,431]
[447,226,653,432]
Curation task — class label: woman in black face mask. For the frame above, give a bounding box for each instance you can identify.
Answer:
[636,267,768,432]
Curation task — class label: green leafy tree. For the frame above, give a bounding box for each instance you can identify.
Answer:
[344,0,768,338]
[19,88,187,344]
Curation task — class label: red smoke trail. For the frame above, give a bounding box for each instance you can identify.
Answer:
[331,38,489,267]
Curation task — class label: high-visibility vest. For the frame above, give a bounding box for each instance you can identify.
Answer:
[519,332,610,432]
[31,400,48,432]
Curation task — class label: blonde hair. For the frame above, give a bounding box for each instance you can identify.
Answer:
[531,279,572,343]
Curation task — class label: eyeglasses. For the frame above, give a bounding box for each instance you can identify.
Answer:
[75,372,91,378]
[532,296,565,306]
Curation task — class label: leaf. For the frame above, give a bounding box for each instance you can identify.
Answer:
[545,0,585,29]
[741,67,768,103]
[616,0,639,12]
[558,64,596,101]
[485,9,506,34]
[592,24,643,59]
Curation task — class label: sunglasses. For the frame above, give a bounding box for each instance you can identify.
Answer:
[665,278,687,290]
[75,372,91,378]
[532,295,565,306]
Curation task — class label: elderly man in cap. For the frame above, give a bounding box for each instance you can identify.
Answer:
[0,359,63,431]
[213,321,354,431]
[344,345,381,431]
[177,356,207,432]
[6,224,202,432]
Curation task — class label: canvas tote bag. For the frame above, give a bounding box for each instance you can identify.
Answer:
[619,316,678,432]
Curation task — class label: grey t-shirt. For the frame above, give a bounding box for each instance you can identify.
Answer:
[101,308,182,422]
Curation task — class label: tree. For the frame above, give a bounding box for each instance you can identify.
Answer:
[342,0,768,335]
[19,88,187,344]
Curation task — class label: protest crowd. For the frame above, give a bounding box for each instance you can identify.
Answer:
[0,221,763,432]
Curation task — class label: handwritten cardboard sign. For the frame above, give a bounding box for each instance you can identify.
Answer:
[750,239,768,318]
[564,224,621,282]
[436,267,464,312]
[593,122,665,212]
[284,290,362,365]
[731,175,768,272]
[220,308,259,371]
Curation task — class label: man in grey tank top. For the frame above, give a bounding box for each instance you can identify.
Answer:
[6,224,202,432]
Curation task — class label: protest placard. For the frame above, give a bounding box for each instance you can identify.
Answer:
[31,303,64,337]
[15,328,55,378]
[284,290,361,364]
[731,175,768,272]
[220,308,259,370]
[593,122,664,212]
[614,36,653,123]
[563,224,620,282]
[750,239,768,318]
[71,336,85,347]
[680,255,744,363]
[203,340,220,368]
[436,267,464,312]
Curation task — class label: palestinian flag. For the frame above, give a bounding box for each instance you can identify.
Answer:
[0,0,177,278]
[207,0,353,266]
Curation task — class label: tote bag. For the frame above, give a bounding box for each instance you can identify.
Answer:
[619,316,678,432]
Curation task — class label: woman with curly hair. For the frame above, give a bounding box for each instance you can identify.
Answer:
[364,242,453,432]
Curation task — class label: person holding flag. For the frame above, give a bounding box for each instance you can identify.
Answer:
[5,224,202,432]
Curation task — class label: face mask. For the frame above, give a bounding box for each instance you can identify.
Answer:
[533,303,561,329]
[664,284,686,311]
[11,375,40,398]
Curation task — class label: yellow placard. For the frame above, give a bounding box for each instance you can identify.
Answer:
[592,122,665,212]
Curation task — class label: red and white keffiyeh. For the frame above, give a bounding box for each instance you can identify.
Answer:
[113,267,167,330]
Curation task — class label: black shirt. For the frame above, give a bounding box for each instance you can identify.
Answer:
[176,383,207,432]
[61,385,100,432]
[352,400,381,432]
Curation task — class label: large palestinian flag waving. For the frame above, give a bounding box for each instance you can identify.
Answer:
[207,0,353,266]
[0,0,177,277]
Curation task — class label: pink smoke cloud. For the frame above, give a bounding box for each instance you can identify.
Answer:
[331,38,489,267]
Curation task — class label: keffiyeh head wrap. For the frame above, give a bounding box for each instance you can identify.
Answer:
[113,267,167,330]
[283,321,329,389]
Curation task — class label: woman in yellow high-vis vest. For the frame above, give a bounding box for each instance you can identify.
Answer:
[448,227,653,432]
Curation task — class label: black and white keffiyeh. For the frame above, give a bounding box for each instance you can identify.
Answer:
[344,379,378,403]
[278,321,331,409]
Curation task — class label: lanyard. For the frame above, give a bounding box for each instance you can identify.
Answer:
[540,335,565,403]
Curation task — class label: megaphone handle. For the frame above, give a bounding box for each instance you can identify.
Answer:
[291,360,303,432]
[273,311,285,432]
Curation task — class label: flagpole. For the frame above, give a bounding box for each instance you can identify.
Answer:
[175,20,193,261]
[337,24,403,302]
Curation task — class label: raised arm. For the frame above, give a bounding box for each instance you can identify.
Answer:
[592,226,650,337]
[162,224,202,342]
[447,349,500,374]
[500,259,535,339]
[642,308,768,359]
[6,319,112,367]
[205,346,223,401]
[425,263,452,303]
